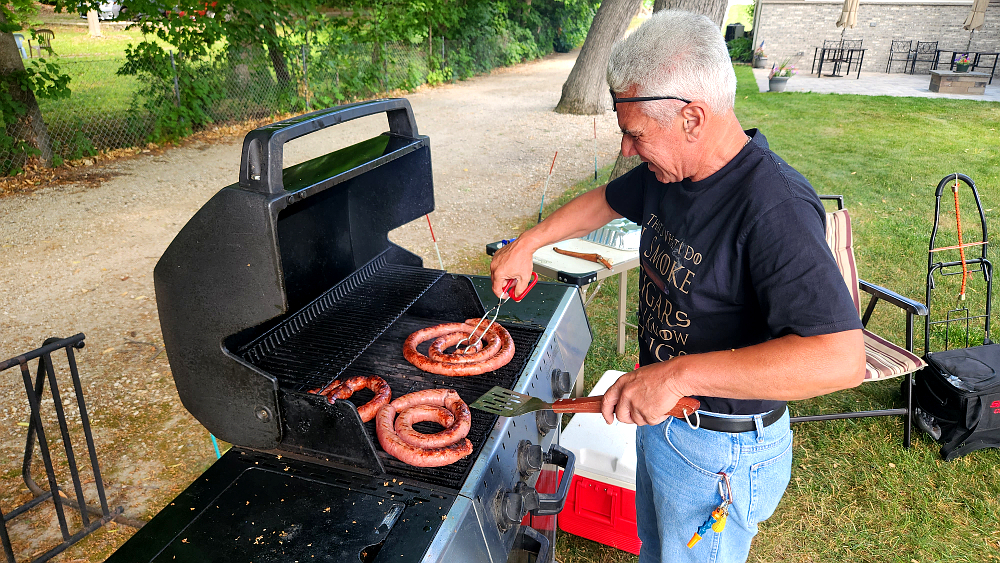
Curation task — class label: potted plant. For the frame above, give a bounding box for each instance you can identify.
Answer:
[768,59,796,92]
[753,43,768,69]
[954,54,972,72]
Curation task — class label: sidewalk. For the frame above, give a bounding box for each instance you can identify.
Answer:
[752,68,1000,102]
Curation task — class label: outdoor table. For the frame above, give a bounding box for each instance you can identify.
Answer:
[929,70,989,95]
[486,238,640,356]
[933,50,998,84]
[814,47,866,79]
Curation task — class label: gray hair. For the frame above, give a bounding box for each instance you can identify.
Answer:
[607,10,736,122]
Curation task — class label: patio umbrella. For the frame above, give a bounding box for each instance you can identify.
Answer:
[964,0,987,30]
[963,0,987,50]
[836,0,859,36]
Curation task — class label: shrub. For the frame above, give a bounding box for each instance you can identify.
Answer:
[728,37,753,63]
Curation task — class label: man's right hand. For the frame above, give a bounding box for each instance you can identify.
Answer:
[489,238,537,299]
[488,184,620,299]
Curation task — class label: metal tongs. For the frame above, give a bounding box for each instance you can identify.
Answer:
[458,272,539,352]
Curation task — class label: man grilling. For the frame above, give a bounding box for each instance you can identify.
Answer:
[489,10,865,563]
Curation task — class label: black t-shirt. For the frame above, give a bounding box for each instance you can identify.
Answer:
[604,129,862,415]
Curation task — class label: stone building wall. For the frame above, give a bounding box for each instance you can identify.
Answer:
[754,0,1000,75]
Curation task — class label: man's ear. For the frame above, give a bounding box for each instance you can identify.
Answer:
[679,103,707,140]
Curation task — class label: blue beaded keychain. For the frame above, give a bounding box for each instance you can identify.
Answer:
[687,472,732,549]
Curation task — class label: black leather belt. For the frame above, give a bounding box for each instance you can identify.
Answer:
[686,405,787,433]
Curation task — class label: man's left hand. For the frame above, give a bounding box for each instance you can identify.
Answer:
[600,364,687,426]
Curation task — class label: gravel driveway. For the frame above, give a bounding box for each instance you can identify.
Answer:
[0,50,623,560]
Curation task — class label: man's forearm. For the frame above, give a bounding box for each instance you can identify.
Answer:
[601,330,866,425]
[515,185,622,252]
[666,330,866,402]
[490,185,622,297]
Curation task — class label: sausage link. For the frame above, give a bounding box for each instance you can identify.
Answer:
[309,375,391,423]
[395,405,459,448]
[375,388,474,467]
[403,321,514,376]
[427,330,501,364]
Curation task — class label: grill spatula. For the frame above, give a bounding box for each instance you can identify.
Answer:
[470,386,701,418]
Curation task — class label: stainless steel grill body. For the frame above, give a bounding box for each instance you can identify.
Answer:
[110,100,592,563]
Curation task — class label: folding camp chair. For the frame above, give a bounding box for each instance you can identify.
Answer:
[789,196,928,448]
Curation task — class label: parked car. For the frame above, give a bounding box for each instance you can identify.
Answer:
[79,1,127,20]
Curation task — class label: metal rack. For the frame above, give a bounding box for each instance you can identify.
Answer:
[925,173,993,354]
[0,334,122,563]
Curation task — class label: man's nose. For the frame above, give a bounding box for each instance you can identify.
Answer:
[620,135,637,158]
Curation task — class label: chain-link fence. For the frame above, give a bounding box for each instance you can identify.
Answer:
[0,32,532,175]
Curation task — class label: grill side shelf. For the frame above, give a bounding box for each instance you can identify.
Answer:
[237,261,445,388]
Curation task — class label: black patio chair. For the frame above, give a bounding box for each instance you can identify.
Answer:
[816,39,851,75]
[972,52,998,84]
[885,40,912,73]
[841,39,864,76]
[812,39,845,74]
[908,41,938,74]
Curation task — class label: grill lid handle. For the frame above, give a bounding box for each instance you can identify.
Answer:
[239,98,419,195]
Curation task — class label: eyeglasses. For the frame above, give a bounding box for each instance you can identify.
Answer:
[610,88,692,112]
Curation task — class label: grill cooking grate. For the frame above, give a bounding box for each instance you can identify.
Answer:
[238,259,444,388]
[338,316,543,491]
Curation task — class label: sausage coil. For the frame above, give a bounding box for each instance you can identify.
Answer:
[309,375,391,423]
[376,388,473,467]
[403,320,514,376]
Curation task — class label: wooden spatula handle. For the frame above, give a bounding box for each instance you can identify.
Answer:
[668,397,701,419]
[550,396,604,413]
[550,395,702,417]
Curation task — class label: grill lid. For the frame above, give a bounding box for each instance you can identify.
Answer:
[154,100,433,450]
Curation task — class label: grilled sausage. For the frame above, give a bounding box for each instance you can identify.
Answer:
[375,388,473,467]
[403,320,515,376]
[427,330,500,364]
[309,375,391,423]
[394,404,464,449]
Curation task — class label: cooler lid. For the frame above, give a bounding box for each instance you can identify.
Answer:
[561,370,637,490]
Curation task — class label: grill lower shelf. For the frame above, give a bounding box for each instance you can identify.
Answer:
[105,449,456,563]
[284,315,543,492]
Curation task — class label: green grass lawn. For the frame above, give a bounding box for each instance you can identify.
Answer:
[483,65,1000,562]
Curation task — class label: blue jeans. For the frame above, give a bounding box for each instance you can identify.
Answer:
[635,410,792,563]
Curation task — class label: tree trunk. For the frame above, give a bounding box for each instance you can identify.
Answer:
[264,23,291,88]
[653,0,728,27]
[608,153,642,182]
[608,0,729,181]
[554,0,642,115]
[0,20,53,168]
[268,45,291,87]
[87,10,102,37]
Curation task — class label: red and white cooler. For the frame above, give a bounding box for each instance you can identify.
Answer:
[558,370,641,555]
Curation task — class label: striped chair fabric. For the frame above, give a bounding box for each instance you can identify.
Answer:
[825,209,926,381]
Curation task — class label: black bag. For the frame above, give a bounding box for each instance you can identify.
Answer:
[912,344,1000,461]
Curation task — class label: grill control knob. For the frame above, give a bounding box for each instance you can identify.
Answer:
[496,481,539,532]
[516,440,543,479]
[536,410,559,437]
[551,369,572,397]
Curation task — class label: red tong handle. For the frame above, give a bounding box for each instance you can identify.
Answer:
[502,272,538,302]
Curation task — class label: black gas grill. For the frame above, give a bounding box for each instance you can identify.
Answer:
[107,100,592,563]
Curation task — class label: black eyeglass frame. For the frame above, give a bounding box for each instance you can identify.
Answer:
[610,88,692,112]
